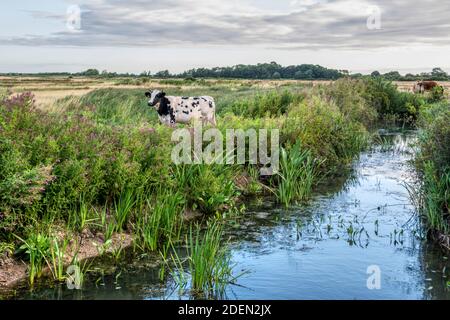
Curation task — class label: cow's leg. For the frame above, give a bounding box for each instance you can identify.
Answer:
[209,113,217,127]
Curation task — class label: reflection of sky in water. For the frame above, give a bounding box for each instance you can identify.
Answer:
[226,132,449,300]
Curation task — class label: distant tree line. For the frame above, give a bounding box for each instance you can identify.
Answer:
[178,62,345,80]
[364,67,450,81]
[1,63,449,81]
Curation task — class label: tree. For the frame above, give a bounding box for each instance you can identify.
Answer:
[81,69,100,76]
[179,62,344,80]
[383,71,402,81]
[139,71,151,77]
[155,70,171,78]
[371,71,381,77]
[431,67,448,80]
[294,71,304,79]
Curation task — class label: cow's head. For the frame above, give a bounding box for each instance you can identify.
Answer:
[145,90,166,107]
[413,82,423,93]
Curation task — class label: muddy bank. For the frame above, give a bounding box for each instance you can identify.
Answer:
[0,207,206,290]
[0,232,133,289]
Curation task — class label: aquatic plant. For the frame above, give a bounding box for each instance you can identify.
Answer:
[185,222,237,297]
[135,190,184,252]
[15,233,51,285]
[49,237,70,282]
[276,142,319,207]
[413,102,450,236]
[420,163,450,233]
[114,189,136,232]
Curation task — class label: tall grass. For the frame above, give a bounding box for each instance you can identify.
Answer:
[68,196,97,232]
[114,189,136,232]
[414,102,450,236]
[222,90,304,117]
[77,89,157,125]
[49,237,69,282]
[15,233,50,285]
[171,222,237,298]
[419,162,450,233]
[276,142,319,207]
[135,190,184,251]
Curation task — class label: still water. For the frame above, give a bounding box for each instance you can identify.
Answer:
[6,130,450,300]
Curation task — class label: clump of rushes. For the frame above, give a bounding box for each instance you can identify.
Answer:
[276,142,320,207]
[49,237,70,282]
[184,222,237,298]
[68,196,97,232]
[114,189,136,232]
[135,190,185,252]
[420,162,450,233]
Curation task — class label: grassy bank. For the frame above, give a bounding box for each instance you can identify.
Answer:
[414,100,450,248]
[0,77,433,294]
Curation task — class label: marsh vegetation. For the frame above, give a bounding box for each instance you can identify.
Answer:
[0,76,448,298]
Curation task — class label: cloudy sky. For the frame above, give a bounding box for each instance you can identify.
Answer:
[1,0,450,74]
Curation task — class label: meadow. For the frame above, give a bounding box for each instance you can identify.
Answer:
[0,75,449,296]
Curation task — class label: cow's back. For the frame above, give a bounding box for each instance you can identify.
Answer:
[167,96,216,125]
[422,81,438,90]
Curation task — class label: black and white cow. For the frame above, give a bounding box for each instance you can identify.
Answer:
[145,90,216,126]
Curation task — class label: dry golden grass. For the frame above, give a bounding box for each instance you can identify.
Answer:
[0,76,321,110]
[394,81,450,92]
[2,76,449,110]
[1,76,115,110]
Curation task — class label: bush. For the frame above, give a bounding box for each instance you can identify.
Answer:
[282,96,368,175]
[222,90,304,118]
[363,78,424,120]
[172,164,239,215]
[418,103,450,175]
[323,78,378,126]
[428,86,445,103]
[0,92,173,238]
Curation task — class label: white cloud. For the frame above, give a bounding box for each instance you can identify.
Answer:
[2,0,449,51]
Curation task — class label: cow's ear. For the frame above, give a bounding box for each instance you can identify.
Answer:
[160,91,166,97]
[145,91,151,98]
